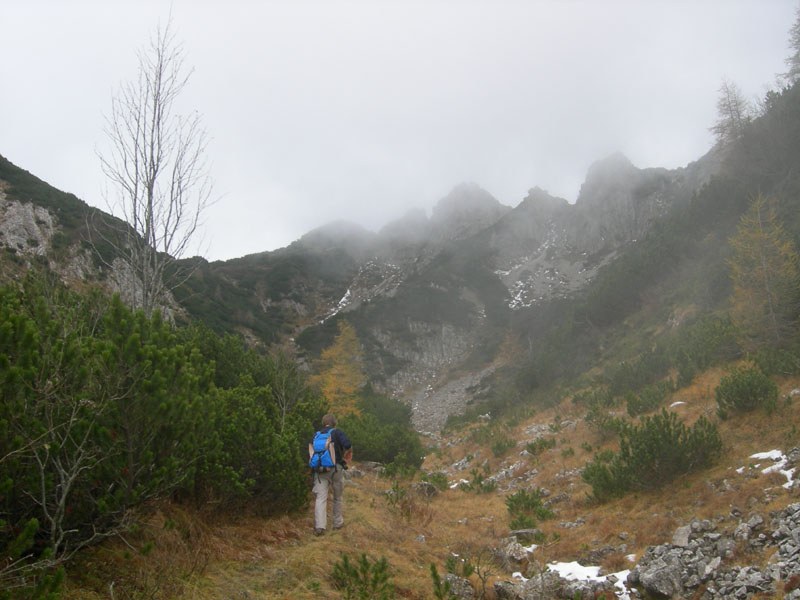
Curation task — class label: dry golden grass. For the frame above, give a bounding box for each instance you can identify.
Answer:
[62,371,800,599]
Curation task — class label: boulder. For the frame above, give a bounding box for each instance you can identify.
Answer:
[672,525,691,547]
[495,539,531,566]
[636,551,684,598]
[443,574,475,599]
[411,481,439,498]
[494,571,562,599]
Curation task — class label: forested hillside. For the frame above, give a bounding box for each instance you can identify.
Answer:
[0,273,422,595]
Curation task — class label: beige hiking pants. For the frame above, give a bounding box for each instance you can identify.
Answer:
[312,468,344,530]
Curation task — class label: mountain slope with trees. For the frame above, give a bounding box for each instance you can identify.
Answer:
[3,16,800,596]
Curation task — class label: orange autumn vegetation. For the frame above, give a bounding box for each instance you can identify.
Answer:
[310,320,366,416]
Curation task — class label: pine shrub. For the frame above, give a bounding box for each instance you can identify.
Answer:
[715,365,778,418]
[626,380,673,417]
[430,563,458,600]
[525,436,556,456]
[752,347,800,377]
[582,410,722,500]
[339,391,424,471]
[506,488,554,530]
[332,553,395,600]
[0,275,325,590]
[491,436,516,457]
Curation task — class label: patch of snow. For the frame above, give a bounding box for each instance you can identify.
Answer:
[669,401,685,408]
[548,561,600,581]
[746,449,796,488]
[736,466,746,474]
[522,544,538,553]
[751,450,784,461]
[449,478,470,489]
[548,562,631,600]
[626,554,636,562]
[512,571,527,581]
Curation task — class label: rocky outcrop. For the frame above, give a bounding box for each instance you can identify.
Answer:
[408,364,495,432]
[487,150,720,310]
[431,182,511,242]
[0,188,55,256]
[628,503,800,599]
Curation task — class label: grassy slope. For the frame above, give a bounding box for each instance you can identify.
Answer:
[62,366,800,599]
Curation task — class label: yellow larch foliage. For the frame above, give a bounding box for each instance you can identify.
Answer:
[728,194,800,350]
[310,320,366,416]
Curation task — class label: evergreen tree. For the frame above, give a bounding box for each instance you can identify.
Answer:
[728,194,800,350]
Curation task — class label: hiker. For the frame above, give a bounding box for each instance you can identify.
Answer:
[309,413,352,535]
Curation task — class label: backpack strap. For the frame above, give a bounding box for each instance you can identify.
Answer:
[328,429,337,471]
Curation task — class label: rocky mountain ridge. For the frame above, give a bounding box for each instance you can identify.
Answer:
[284,151,720,428]
[0,148,720,429]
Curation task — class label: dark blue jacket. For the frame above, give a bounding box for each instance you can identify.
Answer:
[320,426,352,467]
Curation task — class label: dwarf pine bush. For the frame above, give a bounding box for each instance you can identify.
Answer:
[430,563,457,600]
[525,436,556,456]
[626,379,674,417]
[715,365,778,418]
[582,410,722,501]
[506,488,554,531]
[0,275,325,592]
[332,553,395,600]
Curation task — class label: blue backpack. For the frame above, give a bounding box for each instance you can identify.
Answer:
[309,429,337,472]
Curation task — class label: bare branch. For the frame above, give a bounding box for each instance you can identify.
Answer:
[95,17,213,317]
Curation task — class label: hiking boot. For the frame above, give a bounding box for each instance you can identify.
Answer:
[314,528,325,536]
[333,523,344,530]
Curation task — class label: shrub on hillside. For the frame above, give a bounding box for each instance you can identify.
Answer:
[626,379,674,417]
[582,410,722,501]
[752,346,800,377]
[715,365,778,418]
[672,315,741,387]
[525,436,556,456]
[0,274,324,592]
[582,390,625,440]
[605,347,671,397]
[332,553,395,600]
[491,436,516,457]
[339,391,424,472]
[505,488,554,531]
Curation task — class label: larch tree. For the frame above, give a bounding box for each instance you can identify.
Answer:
[311,321,367,416]
[786,4,800,85]
[728,194,800,350]
[710,78,751,146]
[95,18,212,317]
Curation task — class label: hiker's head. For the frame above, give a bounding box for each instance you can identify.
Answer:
[322,413,337,428]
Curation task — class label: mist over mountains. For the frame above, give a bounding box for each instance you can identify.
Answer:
[0,140,722,430]
[2,79,800,432]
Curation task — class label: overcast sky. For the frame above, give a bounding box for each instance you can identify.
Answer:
[2,1,796,261]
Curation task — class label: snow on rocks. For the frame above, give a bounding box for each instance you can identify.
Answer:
[494,500,800,599]
[495,562,625,599]
[736,448,800,489]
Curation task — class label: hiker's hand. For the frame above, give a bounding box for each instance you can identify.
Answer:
[344,448,353,463]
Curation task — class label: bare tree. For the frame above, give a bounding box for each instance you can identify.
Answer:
[710,78,751,146]
[96,19,212,316]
